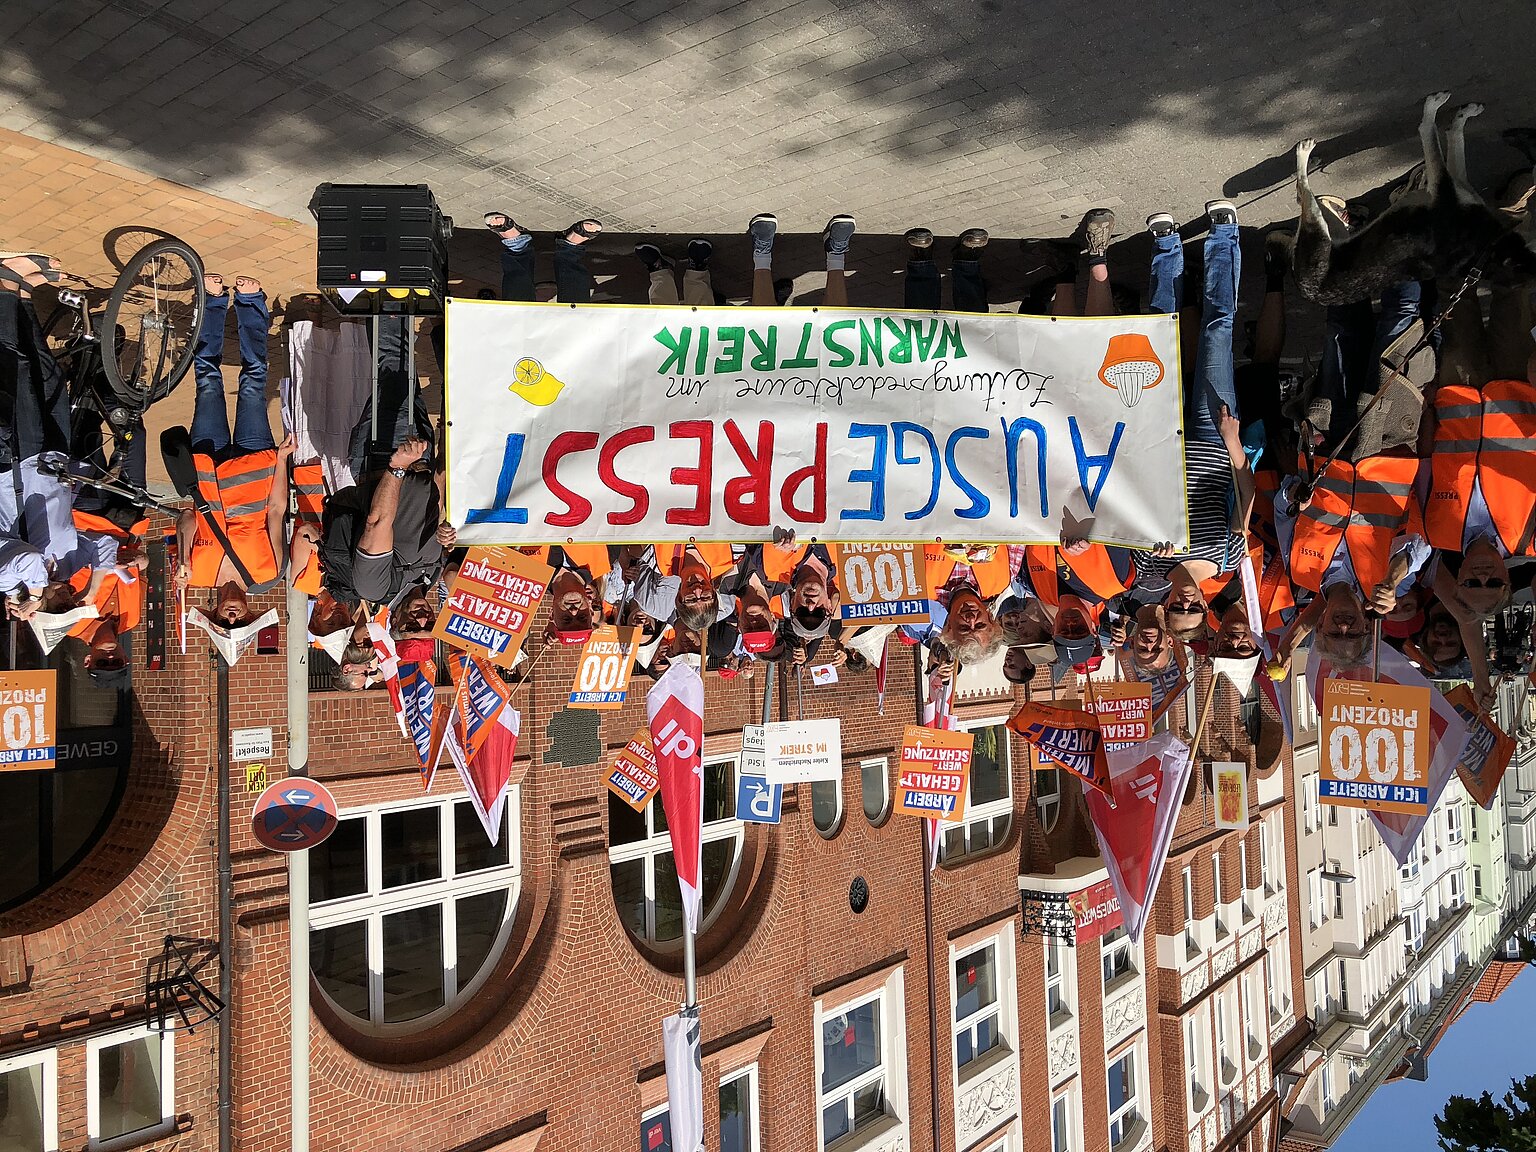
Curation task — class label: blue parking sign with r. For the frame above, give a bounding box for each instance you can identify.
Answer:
[736,773,782,825]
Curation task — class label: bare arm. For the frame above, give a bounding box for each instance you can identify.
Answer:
[358,438,428,557]
[266,436,293,570]
[1220,405,1256,533]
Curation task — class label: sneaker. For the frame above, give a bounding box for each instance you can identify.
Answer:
[686,238,713,270]
[823,214,856,256]
[904,227,935,255]
[773,277,794,306]
[1205,200,1238,228]
[748,213,778,256]
[952,227,989,261]
[1077,208,1115,257]
[1146,212,1176,239]
[635,243,669,274]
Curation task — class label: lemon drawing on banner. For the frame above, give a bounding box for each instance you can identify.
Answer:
[508,356,566,406]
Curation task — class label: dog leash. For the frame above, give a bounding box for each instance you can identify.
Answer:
[1285,257,1488,515]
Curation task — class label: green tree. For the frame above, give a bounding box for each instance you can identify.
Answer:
[1436,1074,1536,1151]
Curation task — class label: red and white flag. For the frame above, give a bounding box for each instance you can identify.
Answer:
[442,653,522,845]
[368,621,405,732]
[1084,730,1192,942]
[662,1006,704,1152]
[647,663,706,933]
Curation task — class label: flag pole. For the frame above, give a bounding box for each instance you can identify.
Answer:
[1188,662,1220,761]
[684,618,709,1010]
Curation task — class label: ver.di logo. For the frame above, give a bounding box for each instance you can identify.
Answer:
[507,356,566,406]
[1098,333,1165,408]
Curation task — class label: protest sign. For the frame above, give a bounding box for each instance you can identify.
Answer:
[1007,701,1112,797]
[0,670,56,771]
[834,543,930,624]
[568,625,639,709]
[446,301,1188,548]
[894,724,974,822]
[1318,678,1431,815]
[1068,878,1123,944]
[434,546,552,666]
[1088,681,1152,751]
[762,718,842,784]
[1444,685,1514,811]
[605,726,659,812]
[1212,761,1249,829]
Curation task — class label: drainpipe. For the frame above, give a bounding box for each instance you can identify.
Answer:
[287,576,311,1152]
[914,647,943,1152]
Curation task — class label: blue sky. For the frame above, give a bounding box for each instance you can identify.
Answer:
[1332,965,1534,1151]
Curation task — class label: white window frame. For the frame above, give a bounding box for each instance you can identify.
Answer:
[952,938,1007,1077]
[1035,758,1062,833]
[1046,935,1074,1028]
[310,791,522,1032]
[1238,842,1254,922]
[1181,867,1199,959]
[940,718,1013,863]
[1185,1012,1210,1114]
[1106,1045,1144,1150]
[1447,804,1463,845]
[86,1025,174,1151]
[816,983,900,1150]
[861,757,891,825]
[1051,1086,1078,1152]
[812,776,845,838]
[1474,865,1483,900]
[1302,773,1318,833]
[1268,943,1292,1023]
[719,1063,761,1152]
[1400,854,1420,881]
[1242,973,1263,1062]
[1212,852,1227,937]
[0,1047,57,1152]
[1215,990,1238,1087]
[609,753,744,947]
[1100,925,1136,989]
[1448,869,1464,907]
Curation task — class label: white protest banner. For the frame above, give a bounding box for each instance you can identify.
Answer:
[445,301,1187,548]
[761,718,842,784]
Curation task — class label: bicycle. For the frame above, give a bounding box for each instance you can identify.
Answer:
[41,236,207,469]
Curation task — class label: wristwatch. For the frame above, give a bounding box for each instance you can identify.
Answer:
[388,466,408,479]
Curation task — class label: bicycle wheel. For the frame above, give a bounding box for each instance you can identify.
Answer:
[100,238,206,408]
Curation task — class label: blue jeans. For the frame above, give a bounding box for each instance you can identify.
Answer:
[1189,224,1240,443]
[192,290,274,455]
[1147,232,1184,316]
[498,235,593,303]
[904,258,987,313]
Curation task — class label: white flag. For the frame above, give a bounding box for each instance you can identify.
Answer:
[662,1007,703,1152]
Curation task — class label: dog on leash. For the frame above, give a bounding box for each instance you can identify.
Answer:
[1290,92,1536,306]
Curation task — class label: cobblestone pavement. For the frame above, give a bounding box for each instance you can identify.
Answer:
[3,0,1534,241]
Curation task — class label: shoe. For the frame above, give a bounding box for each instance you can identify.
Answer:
[483,211,521,237]
[748,213,778,256]
[823,214,856,256]
[635,243,669,274]
[1262,226,1292,280]
[563,220,602,244]
[773,277,794,306]
[904,227,934,255]
[1077,208,1115,257]
[686,238,713,270]
[1146,212,1176,239]
[952,228,989,261]
[1017,237,1076,280]
[1205,200,1238,228]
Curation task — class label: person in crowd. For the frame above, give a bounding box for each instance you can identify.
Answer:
[901,226,992,312]
[485,213,601,303]
[636,238,715,305]
[745,213,857,307]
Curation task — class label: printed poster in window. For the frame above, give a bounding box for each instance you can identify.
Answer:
[894,724,973,822]
[1212,760,1249,829]
[605,725,659,811]
[1318,678,1430,816]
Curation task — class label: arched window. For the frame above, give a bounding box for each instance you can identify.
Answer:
[310,793,520,1031]
[861,757,891,825]
[609,753,744,947]
[812,779,843,838]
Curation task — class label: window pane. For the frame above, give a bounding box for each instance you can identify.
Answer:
[382,905,445,1022]
[653,852,684,944]
[862,760,887,821]
[0,775,42,907]
[1108,1055,1134,1111]
[610,791,648,847]
[822,1099,850,1146]
[822,1000,880,1092]
[52,764,120,870]
[957,1024,975,1066]
[812,781,839,832]
[312,922,369,1019]
[96,1036,162,1142]
[312,817,367,902]
[977,1012,999,1057]
[719,1074,752,1152]
[640,1110,672,1152]
[700,838,736,916]
[1052,1096,1068,1152]
[969,726,1009,805]
[456,891,508,991]
[455,802,509,874]
[954,946,997,1020]
[0,1061,45,1151]
[852,1078,885,1129]
[703,760,736,823]
[381,807,441,889]
[611,859,648,940]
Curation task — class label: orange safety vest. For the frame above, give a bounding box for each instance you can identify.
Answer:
[661,542,736,580]
[1426,379,1536,555]
[291,461,326,596]
[1288,455,1419,594]
[1251,467,1284,557]
[69,509,147,635]
[512,544,613,578]
[189,449,280,588]
[1020,545,1128,606]
[925,545,1013,601]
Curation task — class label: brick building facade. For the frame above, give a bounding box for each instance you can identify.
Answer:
[0,583,1310,1152]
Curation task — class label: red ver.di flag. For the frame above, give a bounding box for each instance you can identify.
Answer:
[647,663,705,933]
[1084,730,1192,942]
[442,653,522,844]
[1007,701,1111,798]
